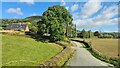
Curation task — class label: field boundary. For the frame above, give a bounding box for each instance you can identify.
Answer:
[0,30,26,36]
[71,39,118,66]
[39,41,76,66]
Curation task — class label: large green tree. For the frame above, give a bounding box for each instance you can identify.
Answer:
[37,5,73,41]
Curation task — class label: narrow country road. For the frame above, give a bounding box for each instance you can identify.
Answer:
[67,41,113,67]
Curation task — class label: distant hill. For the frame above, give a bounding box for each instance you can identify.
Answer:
[25,16,42,22]
[24,16,42,29]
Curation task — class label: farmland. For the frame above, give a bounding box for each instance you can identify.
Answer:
[2,35,63,66]
[72,38,118,58]
[86,39,118,58]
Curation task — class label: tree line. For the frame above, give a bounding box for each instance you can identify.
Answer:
[77,29,119,39]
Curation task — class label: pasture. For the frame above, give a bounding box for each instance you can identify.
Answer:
[2,35,63,66]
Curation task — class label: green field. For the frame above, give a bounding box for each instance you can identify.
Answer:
[2,35,63,66]
[72,38,118,58]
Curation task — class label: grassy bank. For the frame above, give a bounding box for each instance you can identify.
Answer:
[2,35,63,66]
[41,41,75,66]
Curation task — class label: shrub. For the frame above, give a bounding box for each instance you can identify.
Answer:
[99,35,113,38]
[0,27,3,30]
[31,26,38,33]
[50,34,64,42]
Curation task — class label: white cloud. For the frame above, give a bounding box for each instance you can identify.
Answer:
[7,8,23,15]
[73,17,118,29]
[92,5,118,26]
[72,1,118,30]
[65,6,69,10]
[19,0,34,5]
[14,17,18,18]
[71,4,79,12]
[72,12,80,19]
[61,0,66,6]
[94,6,118,21]
[30,13,37,16]
[80,0,102,19]
[73,5,118,29]
[73,19,95,28]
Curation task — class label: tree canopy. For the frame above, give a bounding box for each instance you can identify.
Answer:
[37,5,73,41]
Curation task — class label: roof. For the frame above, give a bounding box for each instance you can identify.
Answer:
[6,23,28,30]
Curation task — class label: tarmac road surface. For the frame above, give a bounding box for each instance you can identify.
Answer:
[67,41,114,68]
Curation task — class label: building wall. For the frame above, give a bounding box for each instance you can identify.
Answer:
[25,25,29,32]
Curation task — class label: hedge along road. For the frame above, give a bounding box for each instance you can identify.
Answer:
[67,41,113,66]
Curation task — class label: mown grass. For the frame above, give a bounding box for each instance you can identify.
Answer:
[2,35,63,66]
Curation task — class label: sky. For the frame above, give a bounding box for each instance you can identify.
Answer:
[1,0,119,32]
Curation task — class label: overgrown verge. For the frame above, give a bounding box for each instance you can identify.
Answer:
[71,39,119,66]
[1,30,27,36]
[40,41,75,67]
[1,31,40,39]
